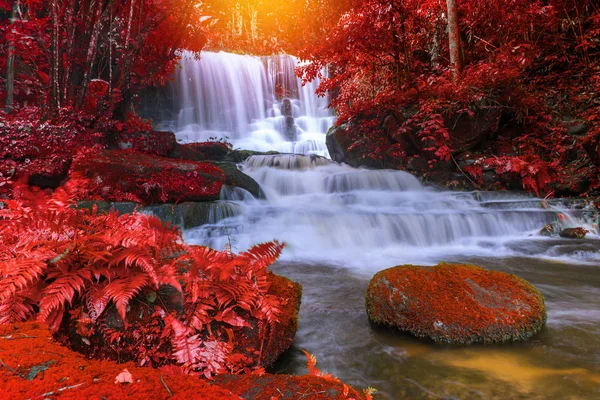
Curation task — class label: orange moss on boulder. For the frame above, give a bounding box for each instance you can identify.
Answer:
[0,322,239,399]
[366,264,546,344]
[231,273,302,368]
[71,149,225,204]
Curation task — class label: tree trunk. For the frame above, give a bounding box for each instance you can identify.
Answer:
[49,0,61,114]
[446,0,462,80]
[4,0,18,112]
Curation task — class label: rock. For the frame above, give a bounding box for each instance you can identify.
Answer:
[59,272,301,371]
[213,373,365,400]
[582,134,600,167]
[540,223,556,236]
[384,112,419,157]
[177,142,231,161]
[281,98,293,118]
[231,273,302,368]
[559,227,588,239]
[366,263,546,344]
[565,121,589,136]
[112,130,177,157]
[245,154,333,170]
[224,150,280,163]
[144,201,242,228]
[77,200,241,229]
[325,125,350,164]
[168,142,207,162]
[26,157,72,189]
[0,322,240,400]
[326,124,396,168]
[446,108,502,153]
[406,157,430,172]
[209,161,263,198]
[71,150,225,205]
[76,200,138,215]
[284,116,297,141]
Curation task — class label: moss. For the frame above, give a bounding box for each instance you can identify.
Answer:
[0,322,239,399]
[366,263,547,344]
[72,150,226,205]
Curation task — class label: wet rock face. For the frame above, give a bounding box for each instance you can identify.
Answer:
[209,161,263,198]
[366,264,547,344]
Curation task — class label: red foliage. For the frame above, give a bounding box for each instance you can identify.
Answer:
[71,149,226,204]
[298,0,600,195]
[0,108,107,197]
[0,179,286,378]
[0,322,240,399]
[1,0,211,118]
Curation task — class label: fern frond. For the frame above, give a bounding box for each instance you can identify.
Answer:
[86,283,110,322]
[0,258,47,301]
[103,274,150,322]
[0,295,36,324]
[302,349,319,376]
[110,247,159,287]
[163,314,196,365]
[240,241,285,272]
[301,350,337,381]
[38,270,91,329]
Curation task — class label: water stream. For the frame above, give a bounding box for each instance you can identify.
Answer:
[167,51,600,399]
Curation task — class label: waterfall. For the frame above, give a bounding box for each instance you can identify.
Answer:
[168,52,599,270]
[173,51,334,157]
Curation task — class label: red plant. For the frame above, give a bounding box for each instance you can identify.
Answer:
[0,178,284,378]
[297,0,600,195]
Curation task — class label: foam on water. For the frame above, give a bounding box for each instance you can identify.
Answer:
[168,51,599,271]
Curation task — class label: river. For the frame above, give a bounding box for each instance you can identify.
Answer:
[163,51,600,399]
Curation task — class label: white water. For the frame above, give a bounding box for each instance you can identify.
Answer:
[170,51,599,272]
[174,51,334,157]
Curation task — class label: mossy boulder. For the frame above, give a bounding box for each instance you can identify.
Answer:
[71,150,225,205]
[77,200,241,229]
[366,264,546,344]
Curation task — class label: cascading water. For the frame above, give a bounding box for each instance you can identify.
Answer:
[168,51,600,400]
[173,51,334,157]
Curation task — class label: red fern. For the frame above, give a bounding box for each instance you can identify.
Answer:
[0,178,286,379]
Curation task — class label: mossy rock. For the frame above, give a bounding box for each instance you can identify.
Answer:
[71,150,225,205]
[366,264,546,344]
[209,161,263,198]
[76,200,241,229]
